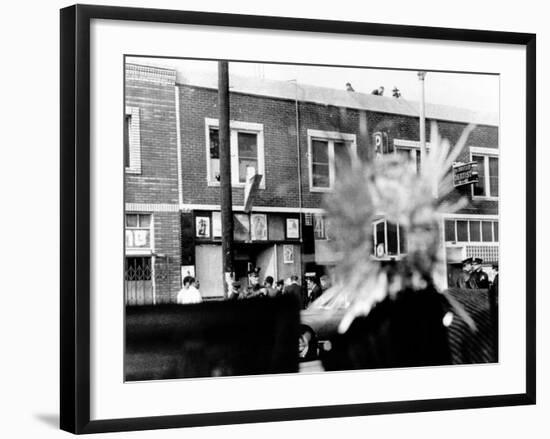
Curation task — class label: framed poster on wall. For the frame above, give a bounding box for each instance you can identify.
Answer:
[286,218,300,239]
[251,213,268,240]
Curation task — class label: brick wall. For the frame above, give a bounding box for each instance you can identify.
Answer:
[177,84,498,215]
[152,211,181,303]
[178,86,301,207]
[370,112,499,216]
[125,66,179,204]
[124,64,499,299]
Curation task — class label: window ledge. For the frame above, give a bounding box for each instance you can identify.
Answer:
[472,196,499,201]
[125,248,153,256]
[207,181,266,190]
[448,241,499,246]
[310,187,333,193]
[125,167,141,175]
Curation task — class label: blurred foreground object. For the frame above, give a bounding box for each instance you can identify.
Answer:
[322,287,497,371]
[312,121,501,370]
[125,295,299,380]
[322,286,452,370]
[320,122,475,334]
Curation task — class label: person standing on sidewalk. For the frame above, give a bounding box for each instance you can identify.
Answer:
[469,258,490,289]
[284,275,303,309]
[456,258,473,288]
[176,276,202,305]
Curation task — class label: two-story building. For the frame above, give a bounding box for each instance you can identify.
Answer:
[124,62,498,304]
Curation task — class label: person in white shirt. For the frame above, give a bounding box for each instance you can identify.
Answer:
[176,276,202,305]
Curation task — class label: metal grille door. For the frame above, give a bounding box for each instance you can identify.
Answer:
[125,256,154,305]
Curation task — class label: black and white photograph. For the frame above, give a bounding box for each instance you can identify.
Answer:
[1,0,545,436]
[124,57,501,381]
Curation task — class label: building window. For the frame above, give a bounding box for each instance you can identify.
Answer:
[444,218,499,243]
[393,139,432,174]
[208,128,220,182]
[373,219,407,258]
[471,147,499,198]
[125,213,152,249]
[125,106,141,174]
[205,118,265,188]
[311,139,330,188]
[395,147,421,173]
[124,115,130,168]
[307,129,357,192]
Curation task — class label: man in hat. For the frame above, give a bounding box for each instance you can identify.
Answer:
[456,257,473,289]
[246,266,261,297]
[469,258,490,289]
[305,275,322,308]
[229,281,242,300]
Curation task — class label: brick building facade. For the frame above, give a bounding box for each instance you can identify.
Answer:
[124,62,499,304]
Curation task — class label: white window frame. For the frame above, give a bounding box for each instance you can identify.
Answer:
[307,129,357,192]
[470,146,499,200]
[372,218,406,258]
[125,106,141,174]
[393,139,431,173]
[394,146,421,173]
[444,216,499,245]
[204,118,265,189]
[393,139,432,149]
[125,212,154,255]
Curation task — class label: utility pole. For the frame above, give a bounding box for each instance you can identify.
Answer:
[418,71,427,172]
[218,61,233,299]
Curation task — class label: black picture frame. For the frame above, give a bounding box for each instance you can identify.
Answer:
[60,4,536,434]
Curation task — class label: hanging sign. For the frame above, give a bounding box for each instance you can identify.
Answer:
[244,166,263,213]
[453,161,479,187]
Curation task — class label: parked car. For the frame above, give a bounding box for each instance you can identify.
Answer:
[300,289,348,340]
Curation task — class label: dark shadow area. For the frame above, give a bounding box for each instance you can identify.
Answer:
[34,413,58,429]
[322,286,453,371]
[125,295,300,381]
[322,287,497,372]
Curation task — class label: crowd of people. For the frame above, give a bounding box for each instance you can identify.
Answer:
[176,267,331,310]
[455,257,498,290]
[227,268,330,309]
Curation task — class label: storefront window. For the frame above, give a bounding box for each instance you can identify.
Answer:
[445,218,498,243]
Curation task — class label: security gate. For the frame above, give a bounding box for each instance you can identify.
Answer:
[125,256,154,305]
